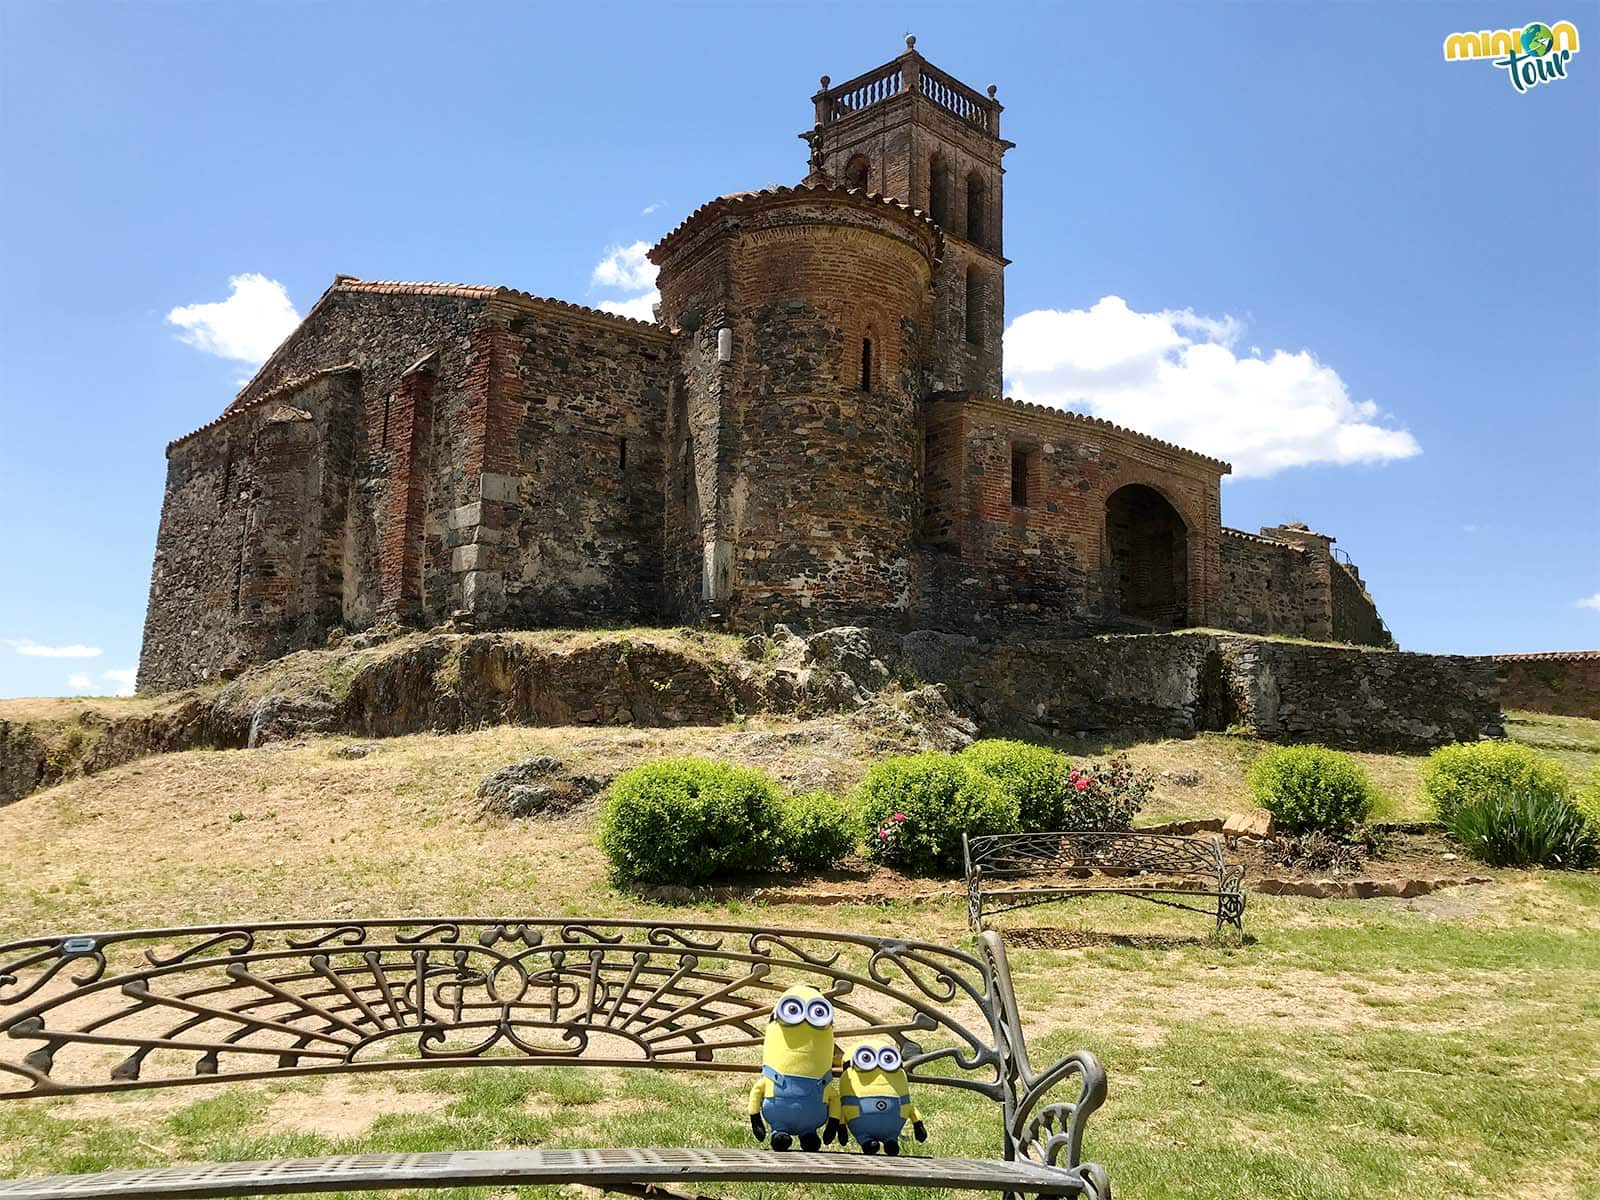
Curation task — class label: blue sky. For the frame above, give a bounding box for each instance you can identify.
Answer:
[1,1,1596,698]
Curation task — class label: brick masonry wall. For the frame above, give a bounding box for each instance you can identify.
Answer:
[920,396,1225,635]
[1489,652,1600,718]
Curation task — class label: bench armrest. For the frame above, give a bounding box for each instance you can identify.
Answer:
[980,932,1109,1188]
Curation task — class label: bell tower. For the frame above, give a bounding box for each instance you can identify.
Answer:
[802,35,1012,396]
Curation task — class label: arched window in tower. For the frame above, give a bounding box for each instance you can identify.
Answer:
[965,267,983,344]
[843,154,870,192]
[860,335,874,392]
[965,172,986,248]
[929,154,951,228]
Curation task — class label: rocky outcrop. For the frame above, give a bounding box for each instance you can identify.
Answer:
[1,626,1504,807]
[0,697,218,806]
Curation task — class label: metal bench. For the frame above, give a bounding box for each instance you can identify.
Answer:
[0,918,1109,1198]
[965,831,1246,933]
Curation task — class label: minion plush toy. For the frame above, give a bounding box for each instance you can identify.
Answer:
[838,1036,926,1155]
[748,985,842,1151]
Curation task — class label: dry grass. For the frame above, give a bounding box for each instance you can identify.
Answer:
[3,718,1600,1198]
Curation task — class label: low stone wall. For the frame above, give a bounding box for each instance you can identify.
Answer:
[1223,637,1502,751]
[894,630,1501,751]
[1488,651,1600,719]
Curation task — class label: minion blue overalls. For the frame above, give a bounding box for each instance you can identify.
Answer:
[760,1065,833,1135]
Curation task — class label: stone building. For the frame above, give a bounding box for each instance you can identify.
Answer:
[138,37,1391,691]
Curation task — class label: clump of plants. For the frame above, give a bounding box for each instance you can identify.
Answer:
[859,752,1018,876]
[597,759,785,885]
[1246,744,1378,835]
[1272,830,1365,876]
[960,741,1153,833]
[1064,753,1154,831]
[1420,741,1571,825]
[960,740,1075,831]
[1442,783,1597,869]
[777,790,860,873]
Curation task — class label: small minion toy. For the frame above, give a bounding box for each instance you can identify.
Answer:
[748,985,843,1151]
[838,1036,926,1155]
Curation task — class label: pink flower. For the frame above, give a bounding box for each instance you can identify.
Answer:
[878,828,890,840]
[892,812,906,823]
[1068,771,1079,782]
[1074,778,1090,791]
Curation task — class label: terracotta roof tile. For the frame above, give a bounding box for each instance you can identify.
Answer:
[1491,650,1600,661]
[1221,526,1292,547]
[650,182,941,263]
[969,394,1233,473]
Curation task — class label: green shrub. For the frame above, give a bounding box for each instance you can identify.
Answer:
[1421,741,1570,825]
[1576,767,1600,834]
[1246,744,1377,834]
[596,758,783,885]
[1443,784,1598,868]
[1064,753,1155,830]
[961,740,1074,831]
[858,753,1019,876]
[778,791,860,872]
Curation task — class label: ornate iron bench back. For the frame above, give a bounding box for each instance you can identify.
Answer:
[965,831,1226,881]
[1,919,1014,1102]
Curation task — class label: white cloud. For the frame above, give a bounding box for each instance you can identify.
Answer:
[1004,296,1421,479]
[64,667,136,696]
[591,242,657,292]
[591,241,660,323]
[1578,593,1600,611]
[5,638,102,658]
[166,273,301,364]
[641,202,662,215]
[598,292,660,321]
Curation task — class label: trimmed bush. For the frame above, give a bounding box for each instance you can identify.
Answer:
[779,791,860,873]
[1064,753,1154,831]
[961,740,1074,831]
[1246,744,1377,834]
[1421,741,1570,825]
[1443,784,1597,868]
[597,758,783,885]
[859,753,1019,876]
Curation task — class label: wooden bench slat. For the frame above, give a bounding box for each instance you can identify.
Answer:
[0,1147,1099,1199]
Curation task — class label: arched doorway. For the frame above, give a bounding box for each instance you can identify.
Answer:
[1105,484,1188,627]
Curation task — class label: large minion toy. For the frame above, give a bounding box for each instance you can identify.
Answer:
[838,1036,926,1155]
[748,985,843,1151]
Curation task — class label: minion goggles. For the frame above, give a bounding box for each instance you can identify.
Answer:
[771,994,835,1028]
[849,1045,903,1071]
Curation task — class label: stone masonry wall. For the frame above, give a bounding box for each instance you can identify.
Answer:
[1490,652,1600,718]
[652,189,939,630]
[139,370,366,691]
[1330,559,1392,648]
[893,629,1501,752]
[1219,528,1319,638]
[920,396,1226,636]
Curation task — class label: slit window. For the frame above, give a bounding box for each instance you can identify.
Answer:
[860,337,873,392]
[1011,444,1038,507]
[619,436,628,472]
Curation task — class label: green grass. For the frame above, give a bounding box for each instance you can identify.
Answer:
[4,881,1600,1198]
[5,716,1600,1197]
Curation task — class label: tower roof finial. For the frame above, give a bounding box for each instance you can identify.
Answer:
[905,33,916,51]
